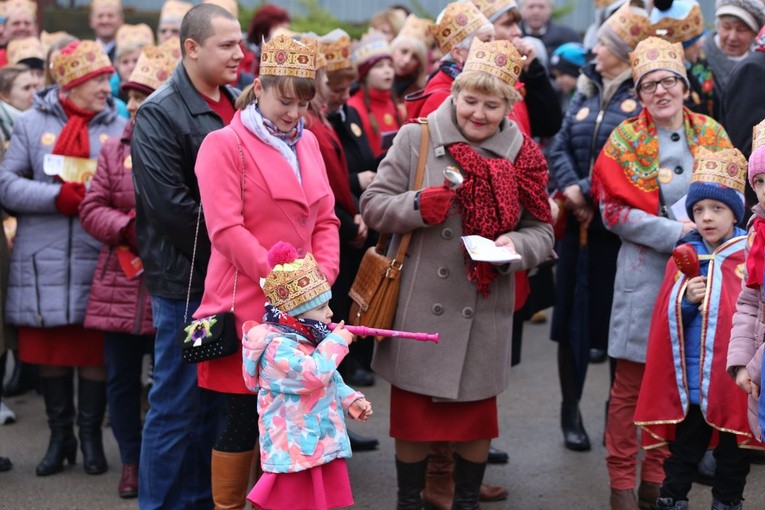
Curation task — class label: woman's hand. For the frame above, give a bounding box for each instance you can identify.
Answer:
[349,397,373,421]
[332,320,355,345]
[548,197,560,223]
[681,221,697,236]
[562,184,586,210]
[357,171,376,191]
[573,205,594,229]
[736,366,760,398]
[351,214,368,248]
[684,275,707,304]
[495,235,516,252]
[512,37,537,69]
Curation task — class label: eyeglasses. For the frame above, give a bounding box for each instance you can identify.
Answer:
[637,75,681,94]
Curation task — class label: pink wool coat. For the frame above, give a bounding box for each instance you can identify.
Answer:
[194,111,340,394]
[728,204,765,441]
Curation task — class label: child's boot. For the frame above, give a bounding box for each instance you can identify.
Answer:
[711,499,743,510]
[396,457,427,510]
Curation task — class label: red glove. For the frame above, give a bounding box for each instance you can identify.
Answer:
[55,182,86,217]
[419,186,455,225]
[123,218,139,253]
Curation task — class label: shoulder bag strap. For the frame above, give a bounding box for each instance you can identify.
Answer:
[183,128,246,321]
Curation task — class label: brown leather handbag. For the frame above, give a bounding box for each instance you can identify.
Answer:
[348,119,429,337]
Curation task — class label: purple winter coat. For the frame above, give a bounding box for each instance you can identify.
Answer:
[79,122,154,335]
[728,204,765,441]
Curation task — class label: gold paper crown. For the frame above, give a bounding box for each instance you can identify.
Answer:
[263,253,332,315]
[691,147,747,195]
[463,38,523,88]
[603,2,651,50]
[260,34,318,80]
[116,24,154,52]
[398,14,435,47]
[160,35,182,61]
[160,0,192,24]
[52,40,114,90]
[753,119,765,154]
[125,45,176,93]
[202,0,238,17]
[7,36,43,65]
[652,3,705,44]
[295,33,327,70]
[629,36,686,85]
[5,0,35,17]
[91,0,121,10]
[595,0,622,8]
[319,29,353,72]
[430,2,489,53]
[470,0,518,21]
[351,30,392,68]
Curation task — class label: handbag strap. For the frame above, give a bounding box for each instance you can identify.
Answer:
[183,128,246,322]
[374,119,429,265]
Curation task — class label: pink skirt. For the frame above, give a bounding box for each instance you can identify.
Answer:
[248,458,354,510]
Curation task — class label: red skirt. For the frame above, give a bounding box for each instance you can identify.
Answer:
[247,458,353,510]
[18,326,104,366]
[390,385,498,442]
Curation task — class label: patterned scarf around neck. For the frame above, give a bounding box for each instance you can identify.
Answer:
[439,61,462,80]
[757,25,765,54]
[53,95,97,158]
[448,142,552,297]
[240,102,304,179]
[262,303,331,347]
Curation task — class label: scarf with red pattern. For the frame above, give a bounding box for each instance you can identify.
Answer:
[448,138,552,296]
[262,303,331,347]
[746,217,765,289]
[53,95,97,158]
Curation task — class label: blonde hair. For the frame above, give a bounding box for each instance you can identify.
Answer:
[452,70,520,105]
[390,34,428,85]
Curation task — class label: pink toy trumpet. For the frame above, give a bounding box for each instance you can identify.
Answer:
[329,323,439,343]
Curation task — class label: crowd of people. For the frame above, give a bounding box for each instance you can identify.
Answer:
[1,1,765,510]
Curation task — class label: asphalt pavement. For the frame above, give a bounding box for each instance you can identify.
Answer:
[1,318,763,509]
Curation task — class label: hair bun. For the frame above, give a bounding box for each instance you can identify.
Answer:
[267,241,299,268]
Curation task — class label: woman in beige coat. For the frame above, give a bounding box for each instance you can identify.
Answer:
[360,39,554,510]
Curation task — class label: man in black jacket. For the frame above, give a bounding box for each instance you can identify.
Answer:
[131,4,241,509]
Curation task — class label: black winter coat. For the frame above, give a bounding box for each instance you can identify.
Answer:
[132,64,239,299]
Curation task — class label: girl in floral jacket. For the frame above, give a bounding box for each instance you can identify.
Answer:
[242,243,372,510]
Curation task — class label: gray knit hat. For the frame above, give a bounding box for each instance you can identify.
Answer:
[715,0,765,33]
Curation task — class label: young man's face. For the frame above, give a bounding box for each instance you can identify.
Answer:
[186,16,243,86]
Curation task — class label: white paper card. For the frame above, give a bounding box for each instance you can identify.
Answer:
[461,235,522,263]
[43,154,97,186]
[670,194,688,222]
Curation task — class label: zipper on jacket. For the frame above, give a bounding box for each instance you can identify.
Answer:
[133,280,147,336]
[101,248,113,280]
[32,255,44,327]
[66,217,73,324]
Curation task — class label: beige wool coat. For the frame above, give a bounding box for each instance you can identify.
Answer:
[360,98,554,402]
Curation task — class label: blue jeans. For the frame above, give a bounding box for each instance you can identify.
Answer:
[104,331,153,465]
[139,296,224,510]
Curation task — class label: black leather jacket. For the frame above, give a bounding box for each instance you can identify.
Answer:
[132,64,239,300]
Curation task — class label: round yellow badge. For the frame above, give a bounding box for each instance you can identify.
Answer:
[575,107,590,121]
[351,123,362,137]
[124,155,132,169]
[383,113,394,126]
[41,132,56,146]
[749,230,756,247]
[621,99,637,113]
[658,167,673,184]
[736,263,746,280]
[99,133,109,144]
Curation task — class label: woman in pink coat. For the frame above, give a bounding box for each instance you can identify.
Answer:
[193,35,340,508]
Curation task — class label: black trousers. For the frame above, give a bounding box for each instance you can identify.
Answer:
[661,405,750,504]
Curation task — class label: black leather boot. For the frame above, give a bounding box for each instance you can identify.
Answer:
[396,457,427,510]
[77,377,108,475]
[561,401,591,451]
[348,429,379,452]
[451,454,486,510]
[36,375,78,476]
[3,351,38,397]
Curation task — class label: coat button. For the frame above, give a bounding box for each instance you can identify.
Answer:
[441,228,453,240]
[674,166,683,175]
[462,307,474,318]
[437,267,450,278]
[432,303,444,315]
[670,132,681,142]
[299,216,308,227]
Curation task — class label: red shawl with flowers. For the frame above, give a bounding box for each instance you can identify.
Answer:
[592,107,731,226]
[634,237,763,450]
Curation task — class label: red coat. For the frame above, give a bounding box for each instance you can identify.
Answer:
[79,122,154,335]
[194,112,340,394]
[346,87,401,158]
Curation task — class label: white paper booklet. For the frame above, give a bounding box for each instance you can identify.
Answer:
[461,235,522,263]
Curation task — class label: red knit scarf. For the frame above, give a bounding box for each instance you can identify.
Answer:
[53,95,96,158]
[448,140,552,296]
[747,217,765,289]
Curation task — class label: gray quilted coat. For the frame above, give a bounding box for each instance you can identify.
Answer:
[0,87,126,327]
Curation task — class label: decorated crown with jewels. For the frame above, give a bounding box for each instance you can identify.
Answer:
[260,34,318,80]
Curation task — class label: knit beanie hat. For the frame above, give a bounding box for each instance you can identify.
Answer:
[686,147,748,223]
[351,31,393,82]
[650,0,707,48]
[597,2,651,62]
[716,0,765,33]
[261,242,332,317]
[550,42,587,78]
